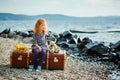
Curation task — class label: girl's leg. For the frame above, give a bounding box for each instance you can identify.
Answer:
[38,49,47,66]
[31,47,40,65]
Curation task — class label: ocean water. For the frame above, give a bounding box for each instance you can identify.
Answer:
[0,20,120,44]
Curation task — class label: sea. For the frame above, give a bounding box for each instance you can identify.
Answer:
[0,20,120,45]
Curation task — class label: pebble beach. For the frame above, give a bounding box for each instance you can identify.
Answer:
[0,37,111,80]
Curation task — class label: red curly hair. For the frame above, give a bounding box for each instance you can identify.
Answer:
[34,18,48,35]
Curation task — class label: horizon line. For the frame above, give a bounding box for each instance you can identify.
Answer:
[0,12,120,18]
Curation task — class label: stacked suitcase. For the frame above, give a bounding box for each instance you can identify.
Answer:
[10,51,66,70]
[48,53,66,70]
[10,51,29,68]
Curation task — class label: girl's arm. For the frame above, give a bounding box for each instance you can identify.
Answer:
[45,35,49,49]
[32,34,37,46]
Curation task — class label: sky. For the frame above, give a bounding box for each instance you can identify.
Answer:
[0,0,120,17]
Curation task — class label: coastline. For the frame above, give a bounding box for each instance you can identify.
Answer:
[0,37,110,80]
[0,29,120,80]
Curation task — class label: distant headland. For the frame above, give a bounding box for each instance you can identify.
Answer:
[0,13,120,21]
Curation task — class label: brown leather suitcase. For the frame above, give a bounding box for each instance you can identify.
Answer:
[48,52,66,70]
[29,52,48,69]
[10,51,29,68]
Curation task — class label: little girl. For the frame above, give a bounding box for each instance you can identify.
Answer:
[29,19,48,72]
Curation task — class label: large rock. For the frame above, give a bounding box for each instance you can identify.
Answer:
[56,38,68,45]
[110,41,120,52]
[77,43,85,50]
[8,31,16,38]
[47,37,56,44]
[28,30,33,33]
[77,37,92,50]
[1,28,11,34]
[0,34,7,38]
[77,37,81,44]
[20,31,29,38]
[86,43,109,56]
[14,30,21,35]
[68,38,77,44]
[109,51,120,64]
[28,31,33,37]
[82,37,92,44]
[62,31,72,39]
[69,44,79,52]
[59,42,69,49]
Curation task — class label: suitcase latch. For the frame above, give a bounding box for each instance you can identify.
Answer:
[18,55,22,61]
[54,57,58,62]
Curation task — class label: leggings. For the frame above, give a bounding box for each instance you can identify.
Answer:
[31,47,47,66]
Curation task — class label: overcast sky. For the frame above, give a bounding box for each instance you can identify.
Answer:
[0,0,120,17]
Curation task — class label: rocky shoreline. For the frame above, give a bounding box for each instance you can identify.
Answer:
[0,28,120,80]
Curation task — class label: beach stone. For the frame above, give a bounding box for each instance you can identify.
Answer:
[28,31,33,37]
[14,30,21,35]
[109,52,118,63]
[68,38,77,44]
[77,43,85,50]
[0,34,7,38]
[116,51,120,61]
[59,42,69,49]
[47,37,56,44]
[20,31,29,38]
[52,32,59,38]
[69,44,79,52]
[110,41,120,52]
[56,38,68,45]
[27,30,33,37]
[86,43,109,56]
[82,37,92,44]
[28,30,33,33]
[62,31,72,39]
[8,31,16,38]
[77,37,81,44]
[73,34,78,39]
[1,28,11,34]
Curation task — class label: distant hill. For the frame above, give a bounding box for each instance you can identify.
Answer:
[0,13,120,22]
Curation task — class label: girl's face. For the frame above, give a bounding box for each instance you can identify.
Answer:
[36,24,45,33]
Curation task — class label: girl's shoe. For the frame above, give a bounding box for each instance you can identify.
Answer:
[28,65,34,71]
[36,66,41,72]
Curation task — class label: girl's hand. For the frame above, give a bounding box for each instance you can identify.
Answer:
[35,44,42,51]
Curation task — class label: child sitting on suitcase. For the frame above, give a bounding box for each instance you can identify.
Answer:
[29,18,48,72]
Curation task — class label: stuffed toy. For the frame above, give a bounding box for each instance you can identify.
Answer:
[49,41,60,53]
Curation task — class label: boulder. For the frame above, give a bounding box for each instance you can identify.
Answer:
[62,31,72,39]
[8,31,16,38]
[77,43,85,50]
[77,37,92,50]
[1,28,11,34]
[110,41,120,52]
[86,43,109,56]
[82,37,92,44]
[109,52,118,62]
[56,38,68,45]
[0,34,7,38]
[28,31,33,37]
[28,30,33,33]
[14,30,21,35]
[68,38,77,44]
[20,31,29,38]
[73,34,78,39]
[116,51,120,61]
[109,51,120,64]
[59,42,69,49]
[69,44,79,52]
[77,37,81,44]
[47,37,56,44]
